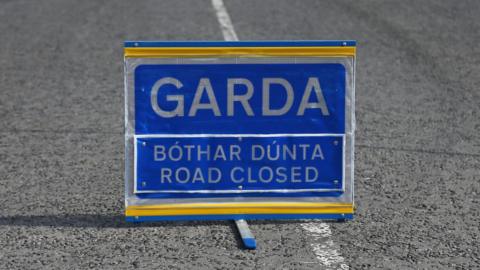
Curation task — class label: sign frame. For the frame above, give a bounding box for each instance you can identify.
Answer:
[124,41,356,222]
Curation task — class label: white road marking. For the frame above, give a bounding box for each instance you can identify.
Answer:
[210,1,349,268]
[301,222,349,269]
[211,0,239,41]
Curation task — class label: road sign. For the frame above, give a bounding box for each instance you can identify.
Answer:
[124,41,356,221]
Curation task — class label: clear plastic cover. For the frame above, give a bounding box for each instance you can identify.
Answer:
[124,55,355,212]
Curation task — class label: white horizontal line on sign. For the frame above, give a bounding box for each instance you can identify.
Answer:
[134,189,344,194]
[134,133,345,139]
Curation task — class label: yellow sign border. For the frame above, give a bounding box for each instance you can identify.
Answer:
[124,46,355,58]
[126,202,354,217]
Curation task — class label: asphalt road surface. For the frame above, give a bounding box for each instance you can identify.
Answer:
[0,0,479,269]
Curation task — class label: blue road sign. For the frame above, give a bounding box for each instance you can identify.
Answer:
[134,63,346,135]
[124,41,356,221]
[135,135,344,198]
[133,63,347,198]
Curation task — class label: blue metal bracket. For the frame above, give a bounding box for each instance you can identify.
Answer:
[234,219,256,250]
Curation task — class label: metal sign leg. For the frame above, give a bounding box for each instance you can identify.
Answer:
[234,219,256,250]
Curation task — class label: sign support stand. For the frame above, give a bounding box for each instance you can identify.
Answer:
[234,219,256,250]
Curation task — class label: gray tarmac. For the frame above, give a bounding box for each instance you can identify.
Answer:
[0,0,479,269]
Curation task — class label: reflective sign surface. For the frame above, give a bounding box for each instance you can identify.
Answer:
[124,41,355,220]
